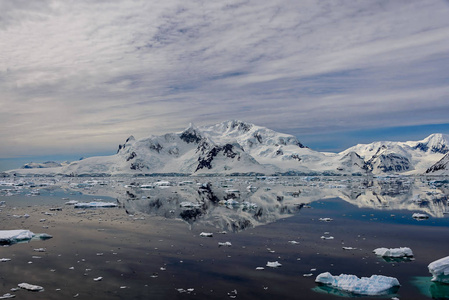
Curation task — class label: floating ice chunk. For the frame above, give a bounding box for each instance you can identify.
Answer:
[412,213,429,219]
[428,256,449,283]
[34,248,46,252]
[319,218,333,222]
[342,247,357,250]
[321,236,334,240]
[93,277,103,281]
[0,258,11,262]
[255,267,264,270]
[315,272,400,296]
[288,240,300,245]
[218,242,232,247]
[373,247,413,258]
[199,232,213,237]
[18,283,44,291]
[0,293,15,299]
[0,230,35,245]
[65,200,79,205]
[74,202,117,208]
[266,261,282,268]
[179,201,201,208]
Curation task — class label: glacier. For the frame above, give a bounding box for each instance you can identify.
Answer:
[315,272,400,296]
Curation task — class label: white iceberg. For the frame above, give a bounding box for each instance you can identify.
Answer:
[373,247,413,258]
[0,230,35,245]
[315,272,400,296]
[199,232,213,237]
[266,261,282,268]
[412,213,429,219]
[218,242,232,247]
[428,256,449,283]
[74,202,117,208]
[18,282,44,291]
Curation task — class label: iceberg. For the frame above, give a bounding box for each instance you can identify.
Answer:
[18,283,44,291]
[428,256,449,283]
[74,202,117,208]
[315,272,400,296]
[412,213,429,219]
[0,230,35,245]
[373,247,413,258]
[266,261,282,268]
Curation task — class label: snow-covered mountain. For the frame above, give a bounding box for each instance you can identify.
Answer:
[7,121,449,176]
[426,153,449,175]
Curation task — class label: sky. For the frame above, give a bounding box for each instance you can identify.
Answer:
[1,0,449,170]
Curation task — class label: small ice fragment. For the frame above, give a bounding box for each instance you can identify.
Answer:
[373,247,413,258]
[96,253,103,256]
[228,289,237,298]
[266,261,282,268]
[199,232,213,237]
[342,247,357,250]
[0,293,15,299]
[218,242,232,247]
[428,256,449,283]
[18,283,44,291]
[74,202,117,208]
[321,236,334,240]
[319,218,333,222]
[256,267,264,270]
[315,272,400,296]
[412,213,429,219]
[120,286,127,289]
[34,248,46,252]
[93,277,103,281]
[303,273,314,277]
[288,241,300,245]
[0,258,11,262]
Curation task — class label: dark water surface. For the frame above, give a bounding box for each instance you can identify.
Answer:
[0,177,448,299]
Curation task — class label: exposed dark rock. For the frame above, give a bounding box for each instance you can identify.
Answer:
[126,152,137,161]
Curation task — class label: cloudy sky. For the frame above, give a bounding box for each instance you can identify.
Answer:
[1,0,449,169]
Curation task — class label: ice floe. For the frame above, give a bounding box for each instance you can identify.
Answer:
[0,230,35,245]
[18,283,44,292]
[315,272,400,296]
[199,232,213,237]
[218,242,232,247]
[74,202,117,208]
[428,256,449,283]
[266,261,282,268]
[412,213,429,219]
[373,247,413,258]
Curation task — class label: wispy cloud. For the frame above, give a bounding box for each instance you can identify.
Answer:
[1,0,449,157]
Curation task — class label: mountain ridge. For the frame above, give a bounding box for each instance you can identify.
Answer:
[7,121,449,176]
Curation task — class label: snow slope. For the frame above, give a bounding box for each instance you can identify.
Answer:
[7,122,449,176]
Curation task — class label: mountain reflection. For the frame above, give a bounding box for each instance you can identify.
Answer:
[110,176,449,231]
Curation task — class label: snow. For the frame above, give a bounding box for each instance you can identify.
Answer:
[315,272,400,296]
[74,202,117,208]
[428,256,449,283]
[373,247,413,257]
[0,230,35,245]
[5,121,448,176]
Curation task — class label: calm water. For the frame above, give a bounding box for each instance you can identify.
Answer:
[0,176,448,299]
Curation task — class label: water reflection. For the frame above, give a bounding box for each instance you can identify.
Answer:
[1,176,449,231]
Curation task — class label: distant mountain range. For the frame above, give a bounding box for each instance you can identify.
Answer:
[7,120,449,176]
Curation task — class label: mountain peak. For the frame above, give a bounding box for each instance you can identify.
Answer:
[413,133,449,154]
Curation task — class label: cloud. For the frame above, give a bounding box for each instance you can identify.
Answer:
[1,0,449,157]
